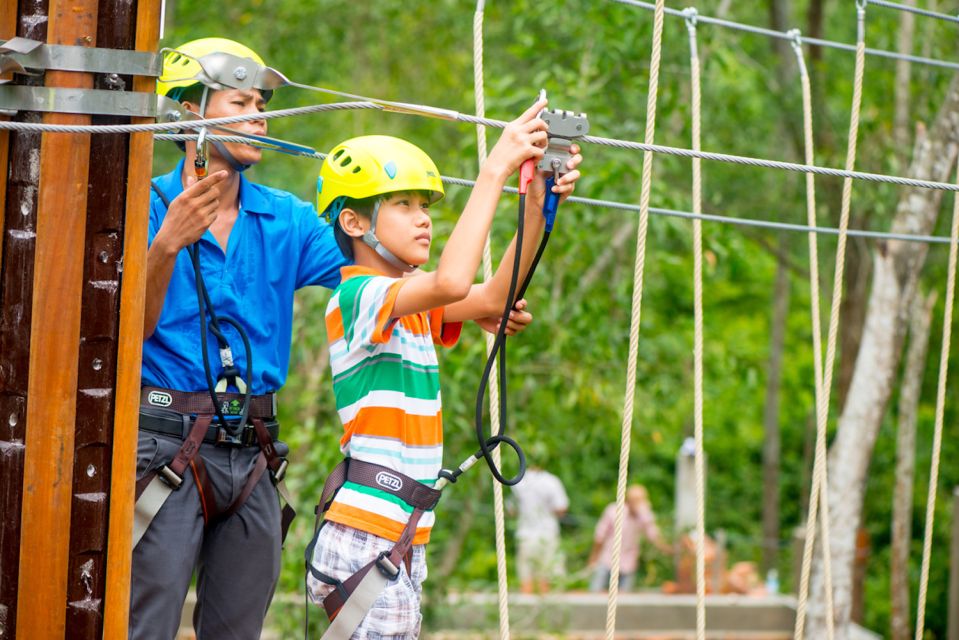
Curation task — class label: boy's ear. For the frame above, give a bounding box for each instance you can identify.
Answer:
[338,208,368,239]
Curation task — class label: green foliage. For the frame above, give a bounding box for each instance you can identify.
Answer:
[162,0,959,636]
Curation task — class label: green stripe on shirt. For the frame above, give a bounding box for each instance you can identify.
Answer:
[334,357,441,408]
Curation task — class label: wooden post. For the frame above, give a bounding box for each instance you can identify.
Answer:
[949,486,959,640]
[102,0,160,635]
[0,1,159,638]
[16,2,100,636]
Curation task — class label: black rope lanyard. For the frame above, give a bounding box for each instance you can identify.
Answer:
[439,170,561,488]
[150,181,253,435]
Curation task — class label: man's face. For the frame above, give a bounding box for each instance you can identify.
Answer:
[189,88,267,167]
[626,487,648,515]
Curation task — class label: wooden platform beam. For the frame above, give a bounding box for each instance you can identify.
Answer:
[0,1,160,638]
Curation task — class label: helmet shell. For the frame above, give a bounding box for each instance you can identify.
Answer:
[317,135,445,217]
[157,37,266,97]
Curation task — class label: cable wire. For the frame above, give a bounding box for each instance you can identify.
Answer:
[609,0,959,71]
[159,134,959,247]
[868,0,959,25]
[6,95,959,194]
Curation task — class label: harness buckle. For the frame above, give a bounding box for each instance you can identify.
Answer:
[214,426,247,447]
[273,458,289,483]
[374,552,400,580]
[157,465,184,489]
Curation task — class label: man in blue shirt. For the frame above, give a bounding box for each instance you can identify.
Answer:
[134,38,532,639]
[132,37,346,640]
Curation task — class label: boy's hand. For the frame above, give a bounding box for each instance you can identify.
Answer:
[475,298,533,336]
[153,170,228,253]
[526,144,583,210]
[484,98,549,181]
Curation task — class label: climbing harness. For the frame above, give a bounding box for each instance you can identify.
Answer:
[306,459,441,637]
[306,100,587,640]
[133,183,295,549]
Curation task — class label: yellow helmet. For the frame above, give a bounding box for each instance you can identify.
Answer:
[316,135,444,217]
[157,37,269,97]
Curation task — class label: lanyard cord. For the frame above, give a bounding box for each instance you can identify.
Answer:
[439,174,558,489]
[472,189,530,486]
[150,182,253,435]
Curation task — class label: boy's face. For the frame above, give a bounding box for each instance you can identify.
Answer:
[373,191,434,266]
[185,88,267,167]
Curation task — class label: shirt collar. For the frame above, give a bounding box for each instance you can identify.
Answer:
[154,158,274,217]
[340,265,391,281]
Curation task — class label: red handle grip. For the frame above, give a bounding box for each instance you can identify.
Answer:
[518,158,536,195]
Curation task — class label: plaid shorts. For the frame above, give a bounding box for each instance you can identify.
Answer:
[308,521,427,639]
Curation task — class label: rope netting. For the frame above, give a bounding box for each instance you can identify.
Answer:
[3,2,954,637]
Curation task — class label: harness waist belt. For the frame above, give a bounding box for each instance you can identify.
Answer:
[345,459,442,511]
[141,385,276,418]
[139,409,279,447]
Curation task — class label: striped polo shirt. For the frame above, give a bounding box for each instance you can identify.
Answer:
[325,266,461,544]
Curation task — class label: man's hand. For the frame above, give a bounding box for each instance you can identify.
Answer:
[475,298,533,336]
[152,170,229,254]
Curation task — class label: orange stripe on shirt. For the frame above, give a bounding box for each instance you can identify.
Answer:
[327,306,344,343]
[371,279,407,344]
[429,306,463,347]
[340,406,443,448]
[326,502,432,544]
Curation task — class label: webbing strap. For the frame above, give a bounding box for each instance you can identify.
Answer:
[132,415,213,548]
[141,385,276,419]
[252,418,296,541]
[311,458,438,633]
[189,418,296,542]
[132,476,172,548]
[321,508,425,632]
[320,567,389,640]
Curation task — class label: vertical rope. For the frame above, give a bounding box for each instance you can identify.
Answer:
[472,3,511,639]
[794,1,870,634]
[914,156,959,639]
[605,1,666,637]
[684,10,707,640]
[789,29,835,640]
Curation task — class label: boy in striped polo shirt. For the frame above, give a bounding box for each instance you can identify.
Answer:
[307,99,582,637]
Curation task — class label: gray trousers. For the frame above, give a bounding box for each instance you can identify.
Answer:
[130,431,287,640]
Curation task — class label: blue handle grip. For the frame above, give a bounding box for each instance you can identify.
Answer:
[543,177,560,232]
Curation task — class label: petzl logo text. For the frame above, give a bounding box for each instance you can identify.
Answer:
[148,391,173,407]
[375,471,403,492]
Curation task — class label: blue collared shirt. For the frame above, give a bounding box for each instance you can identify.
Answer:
[143,159,348,394]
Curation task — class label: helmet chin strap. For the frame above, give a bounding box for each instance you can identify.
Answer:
[361,200,417,273]
[197,86,252,173]
[210,139,252,173]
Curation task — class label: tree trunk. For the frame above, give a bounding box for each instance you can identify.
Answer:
[806,71,959,638]
[760,0,796,578]
[890,291,937,640]
[893,0,917,168]
[837,230,871,411]
[762,240,789,575]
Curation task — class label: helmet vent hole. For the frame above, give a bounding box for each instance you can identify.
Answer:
[332,149,344,161]
[352,167,361,174]
[341,156,352,167]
